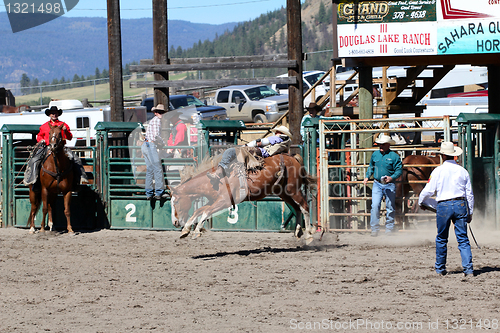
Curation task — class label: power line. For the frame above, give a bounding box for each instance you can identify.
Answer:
[0,0,275,12]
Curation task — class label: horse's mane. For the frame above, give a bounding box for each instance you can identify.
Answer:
[179,154,224,184]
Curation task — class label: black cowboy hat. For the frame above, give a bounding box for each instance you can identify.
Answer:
[45,105,63,117]
[306,102,322,113]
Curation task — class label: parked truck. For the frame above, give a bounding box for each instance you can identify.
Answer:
[213,85,288,123]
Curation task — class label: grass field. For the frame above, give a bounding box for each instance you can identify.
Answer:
[15,72,188,106]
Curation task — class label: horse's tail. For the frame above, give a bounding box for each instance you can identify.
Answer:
[292,154,316,190]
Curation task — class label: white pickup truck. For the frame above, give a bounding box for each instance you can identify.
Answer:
[213,85,288,123]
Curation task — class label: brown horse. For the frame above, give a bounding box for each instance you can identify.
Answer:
[395,154,441,224]
[1,104,31,113]
[171,154,317,243]
[28,124,75,233]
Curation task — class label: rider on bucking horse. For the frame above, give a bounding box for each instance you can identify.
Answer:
[206,125,292,189]
[24,106,89,191]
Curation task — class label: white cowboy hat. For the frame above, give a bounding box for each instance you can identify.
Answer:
[439,141,463,156]
[271,125,293,139]
[151,104,167,114]
[375,134,396,145]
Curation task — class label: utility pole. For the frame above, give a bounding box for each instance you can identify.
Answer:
[287,0,303,150]
[107,0,124,122]
[153,0,169,107]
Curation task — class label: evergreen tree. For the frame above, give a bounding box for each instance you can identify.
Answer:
[20,73,30,95]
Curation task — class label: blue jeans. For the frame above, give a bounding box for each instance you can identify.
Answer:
[370,181,396,232]
[141,142,165,197]
[435,199,473,274]
[219,148,237,171]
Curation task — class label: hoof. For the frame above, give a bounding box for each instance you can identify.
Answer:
[28,227,36,234]
[180,229,190,239]
[295,224,304,239]
[191,231,202,239]
[305,236,314,245]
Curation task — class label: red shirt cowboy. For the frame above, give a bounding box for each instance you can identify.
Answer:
[37,106,72,144]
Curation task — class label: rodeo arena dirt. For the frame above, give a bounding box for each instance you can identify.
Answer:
[0,224,500,332]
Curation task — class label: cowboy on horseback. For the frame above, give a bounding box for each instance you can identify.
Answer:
[23,106,89,190]
[206,125,292,189]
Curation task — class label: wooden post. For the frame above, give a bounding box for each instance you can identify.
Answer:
[287,0,303,148]
[153,0,169,107]
[488,65,500,114]
[359,66,373,149]
[107,0,124,122]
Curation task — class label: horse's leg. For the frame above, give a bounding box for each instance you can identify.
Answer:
[63,191,73,233]
[48,204,53,231]
[180,206,208,238]
[40,189,50,232]
[27,186,40,234]
[191,211,210,239]
[280,187,314,244]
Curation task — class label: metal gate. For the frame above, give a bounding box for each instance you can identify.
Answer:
[313,116,455,231]
[457,113,500,229]
[1,124,100,229]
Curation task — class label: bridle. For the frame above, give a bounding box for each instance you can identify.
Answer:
[42,128,71,186]
[48,130,62,153]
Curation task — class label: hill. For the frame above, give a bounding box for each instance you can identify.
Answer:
[0,12,237,84]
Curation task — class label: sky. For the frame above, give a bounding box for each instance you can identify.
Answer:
[0,0,288,25]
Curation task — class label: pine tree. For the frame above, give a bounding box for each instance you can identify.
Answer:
[20,73,30,95]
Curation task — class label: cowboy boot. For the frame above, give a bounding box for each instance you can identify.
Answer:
[207,166,225,188]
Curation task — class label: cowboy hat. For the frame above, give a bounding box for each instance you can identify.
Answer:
[271,125,293,139]
[151,104,167,114]
[306,102,322,112]
[374,134,396,145]
[45,105,63,117]
[439,141,463,156]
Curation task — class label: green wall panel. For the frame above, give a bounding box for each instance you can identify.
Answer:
[110,199,152,229]
[152,200,177,230]
[257,201,296,231]
[211,201,256,230]
[14,198,42,228]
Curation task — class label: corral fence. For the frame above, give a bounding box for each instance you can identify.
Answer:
[1,121,299,231]
[302,116,456,232]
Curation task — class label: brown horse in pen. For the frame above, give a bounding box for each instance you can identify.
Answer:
[171,153,317,243]
[27,124,75,233]
[395,154,441,225]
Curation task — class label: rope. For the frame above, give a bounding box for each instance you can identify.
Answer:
[12,141,44,190]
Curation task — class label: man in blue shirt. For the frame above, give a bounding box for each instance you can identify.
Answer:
[363,134,403,236]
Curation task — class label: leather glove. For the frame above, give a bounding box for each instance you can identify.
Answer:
[467,215,472,223]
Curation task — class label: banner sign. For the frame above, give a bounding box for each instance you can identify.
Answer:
[337,0,500,57]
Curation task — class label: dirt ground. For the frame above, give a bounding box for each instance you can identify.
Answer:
[1,225,500,333]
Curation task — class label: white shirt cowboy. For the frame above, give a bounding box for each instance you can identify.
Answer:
[418,159,474,216]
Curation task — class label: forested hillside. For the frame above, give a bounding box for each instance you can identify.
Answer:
[5,0,334,91]
[0,13,236,84]
[172,0,334,80]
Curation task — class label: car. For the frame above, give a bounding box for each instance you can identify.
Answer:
[141,95,228,122]
[213,85,288,123]
[272,70,330,107]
